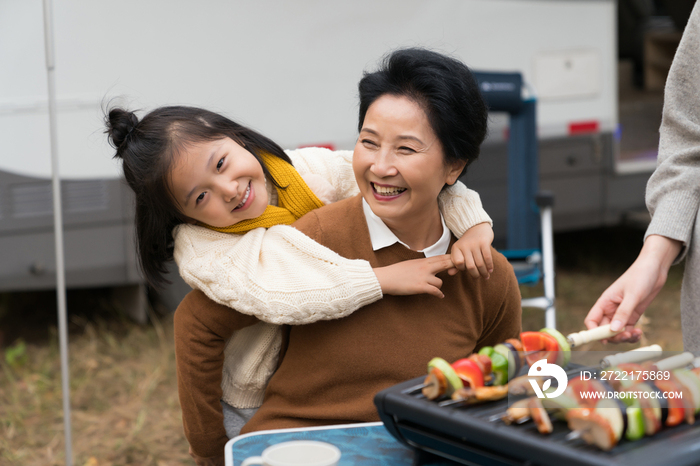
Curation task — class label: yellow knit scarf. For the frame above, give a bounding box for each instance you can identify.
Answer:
[203,152,325,234]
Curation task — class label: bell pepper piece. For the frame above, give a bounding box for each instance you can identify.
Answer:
[625,404,645,442]
[521,331,559,366]
[451,358,485,388]
[491,351,509,386]
[623,383,662,436]
[478,346,494,358]
[654,379,686,426]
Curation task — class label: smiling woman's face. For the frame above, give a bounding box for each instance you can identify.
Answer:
[168,137,268,228]
[353,94,465,233]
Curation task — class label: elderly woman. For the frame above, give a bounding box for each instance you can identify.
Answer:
[174,48,522,465]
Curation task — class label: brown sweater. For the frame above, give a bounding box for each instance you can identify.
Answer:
[173,195,521,464]
[241,195,522,433]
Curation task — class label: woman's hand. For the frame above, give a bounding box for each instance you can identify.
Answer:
[374,254,456,298]
[449,222,494,279]
[584,235,682,343]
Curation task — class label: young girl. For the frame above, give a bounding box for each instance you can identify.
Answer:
[105,105,494,437]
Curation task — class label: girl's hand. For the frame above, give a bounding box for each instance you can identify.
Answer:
[374,255,456,298]
[449,222,494,279]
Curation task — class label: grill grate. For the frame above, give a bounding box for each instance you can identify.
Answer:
[375,375,700,466]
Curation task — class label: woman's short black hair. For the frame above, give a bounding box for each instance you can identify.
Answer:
[358,48,488,177]
[105,105,291,288]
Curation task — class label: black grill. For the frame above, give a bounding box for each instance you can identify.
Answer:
[375,376,700,466]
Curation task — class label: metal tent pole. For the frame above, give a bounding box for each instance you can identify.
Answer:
[41,0,73,464]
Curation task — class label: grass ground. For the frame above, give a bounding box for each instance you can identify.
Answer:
[0,309,188,466]
[0,227,686,465]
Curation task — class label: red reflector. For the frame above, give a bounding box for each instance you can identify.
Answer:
[298,143,336,150]
[568,121,599,135]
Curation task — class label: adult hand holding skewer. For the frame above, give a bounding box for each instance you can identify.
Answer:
[584,235,682,343]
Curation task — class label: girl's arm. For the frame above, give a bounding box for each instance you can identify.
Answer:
[440,182,495,279]
[174,223,383,325]
[438,180,492,236]
[175,222,458,324]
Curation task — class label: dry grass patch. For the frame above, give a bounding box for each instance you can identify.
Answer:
[0,313,190,466]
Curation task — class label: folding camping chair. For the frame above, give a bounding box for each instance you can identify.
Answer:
[473,71,556,329]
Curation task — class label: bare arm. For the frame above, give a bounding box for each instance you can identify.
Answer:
[584,235,682,342]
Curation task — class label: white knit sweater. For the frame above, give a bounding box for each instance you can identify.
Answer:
[172,146,492,408]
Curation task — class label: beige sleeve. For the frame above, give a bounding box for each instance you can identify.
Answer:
[286,147,360,200]
[438,181,493,237]
[173,223,382,325]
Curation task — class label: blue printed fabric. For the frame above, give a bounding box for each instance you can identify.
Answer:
[229,423,416,465]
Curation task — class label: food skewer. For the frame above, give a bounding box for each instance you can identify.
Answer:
[520,325,628,369]
[495,346,670,424]
[409,327,655,401]
[402,354,489,396]
[412,327,696,452]
[506,345,663,398]
[500,352,700,451]
[563,374,690,451]
[425,344,664,408]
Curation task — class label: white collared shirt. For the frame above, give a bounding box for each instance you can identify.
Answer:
[361,198,451,257]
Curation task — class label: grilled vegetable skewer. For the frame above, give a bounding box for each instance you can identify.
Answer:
[565,365,700,450]
[494,348,681,433]
[421,358,464,399]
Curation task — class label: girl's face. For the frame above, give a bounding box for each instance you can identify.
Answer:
[353,94,465,232]
[169,137,268,228]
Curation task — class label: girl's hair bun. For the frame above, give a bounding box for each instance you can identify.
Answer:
[106,107,139,156]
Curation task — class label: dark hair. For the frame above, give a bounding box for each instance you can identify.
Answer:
[105,105,292,288]
[358,48,487,177]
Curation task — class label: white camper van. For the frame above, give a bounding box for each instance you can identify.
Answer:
[0,0,650,304]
